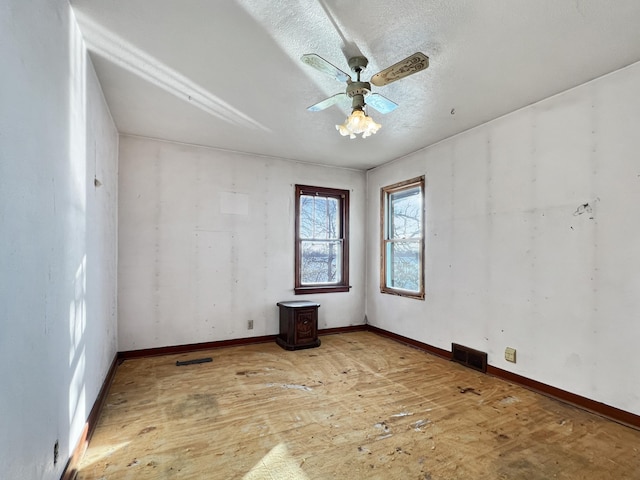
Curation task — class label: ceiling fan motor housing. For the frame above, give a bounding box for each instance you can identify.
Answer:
[346,57,371,110]
[347,81,371,110]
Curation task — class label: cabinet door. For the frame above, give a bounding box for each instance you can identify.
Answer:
[294,309,317,344]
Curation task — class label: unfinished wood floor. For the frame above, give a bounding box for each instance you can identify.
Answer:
[77,332,640,480]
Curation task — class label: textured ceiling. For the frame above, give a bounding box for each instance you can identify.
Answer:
[71,0,640,170]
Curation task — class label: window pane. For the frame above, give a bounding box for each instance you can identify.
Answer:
[299,196,315,239]
[389,187,421,239]
[301,240,342,284]
[300,195,339,240]
[386,241,420,291]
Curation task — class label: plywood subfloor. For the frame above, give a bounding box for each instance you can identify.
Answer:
[77,332,640,479]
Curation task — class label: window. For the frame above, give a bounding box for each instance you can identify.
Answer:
[295,185,350,294]
[381,176,425,299]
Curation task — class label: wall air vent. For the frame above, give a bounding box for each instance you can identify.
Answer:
[451,343,488,373]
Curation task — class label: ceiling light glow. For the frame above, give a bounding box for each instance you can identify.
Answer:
[336,109,381,139]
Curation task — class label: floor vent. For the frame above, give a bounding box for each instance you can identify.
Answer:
[451,343,488,373]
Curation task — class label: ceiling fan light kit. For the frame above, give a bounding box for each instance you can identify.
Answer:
[302,52,429,139]
[336,108,381,139]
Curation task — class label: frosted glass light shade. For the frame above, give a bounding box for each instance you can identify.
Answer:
[335,109,381,139]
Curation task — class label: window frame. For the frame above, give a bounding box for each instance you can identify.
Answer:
[380,176,425,300]
[295,184,350,295]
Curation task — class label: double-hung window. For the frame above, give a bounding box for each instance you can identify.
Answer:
[381,176,425,299]
[295,185,350,294]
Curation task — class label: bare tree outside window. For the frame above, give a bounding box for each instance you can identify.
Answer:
[295,185,350,294]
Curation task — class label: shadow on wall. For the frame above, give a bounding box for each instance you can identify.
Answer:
[0,2,118,479]
[67,10,89,463]
[64,7,118,477]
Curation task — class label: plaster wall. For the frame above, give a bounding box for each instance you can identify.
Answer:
[0,2,118,478]
[117,136,366,351]
[366,61,640,416]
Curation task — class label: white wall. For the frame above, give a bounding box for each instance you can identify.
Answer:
[118,136,366,351]
[366,62,640,416]
[0,2,118,479]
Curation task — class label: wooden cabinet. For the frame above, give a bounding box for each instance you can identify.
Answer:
[276,301,321,350]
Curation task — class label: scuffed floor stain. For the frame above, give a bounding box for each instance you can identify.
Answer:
[265,383,313,392]
[167,393,219,419]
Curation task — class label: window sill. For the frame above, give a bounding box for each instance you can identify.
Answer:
[380,287,425,300]
[295,285,351,295]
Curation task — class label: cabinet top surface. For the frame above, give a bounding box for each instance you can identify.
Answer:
[277,301,320,308]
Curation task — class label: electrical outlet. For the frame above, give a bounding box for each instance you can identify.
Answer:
[505,347,517,363]
[248,320,254,330]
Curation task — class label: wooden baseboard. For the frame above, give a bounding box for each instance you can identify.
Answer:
[319,324,367,336]
[365,324,451,359]
[118,326,368,360]
[61,353,119,480]
[118,334,278,360]
[365,325,640,430]
[486,365,640,430]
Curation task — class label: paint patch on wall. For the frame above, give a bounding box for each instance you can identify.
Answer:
[220,191,249,215]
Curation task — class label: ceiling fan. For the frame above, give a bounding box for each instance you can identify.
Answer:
[301,52,429,138]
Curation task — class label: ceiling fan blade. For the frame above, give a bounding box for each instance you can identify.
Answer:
[366,93,398,114]
[301,54,351,83]
[370,52,429,87]
[307,93,347,112]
